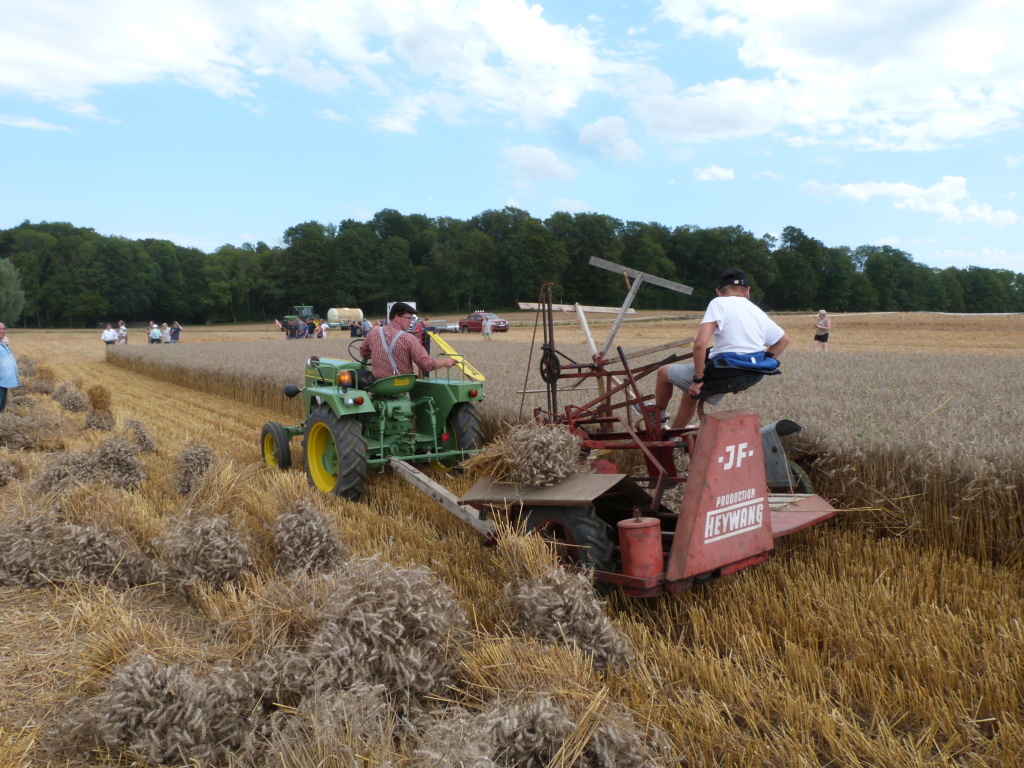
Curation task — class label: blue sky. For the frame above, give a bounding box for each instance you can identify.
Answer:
[1,0,1022,272]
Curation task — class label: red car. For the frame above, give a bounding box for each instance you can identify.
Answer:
[459,311,509,333]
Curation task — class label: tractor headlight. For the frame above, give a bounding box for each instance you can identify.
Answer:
[337,370,354,388]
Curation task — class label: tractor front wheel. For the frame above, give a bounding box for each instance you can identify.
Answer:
[520,507,615,573]
[433,403,484,470]
[261,422,292,470]
[303,407,367,500]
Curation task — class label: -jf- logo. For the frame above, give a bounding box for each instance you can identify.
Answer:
[719,442,755,470]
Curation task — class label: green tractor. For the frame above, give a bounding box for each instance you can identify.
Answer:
[284,305,320,323]
[260,344,485,500]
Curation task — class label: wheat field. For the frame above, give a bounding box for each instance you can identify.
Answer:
[1,311,1023,767]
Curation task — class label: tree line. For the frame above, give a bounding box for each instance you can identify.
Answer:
[1,209,1021,327]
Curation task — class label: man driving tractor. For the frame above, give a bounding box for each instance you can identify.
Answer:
[359,302,457,380]
[651,267,790,430]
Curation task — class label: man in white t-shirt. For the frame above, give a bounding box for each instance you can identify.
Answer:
[101,323,119,346]
[651,267,789,429]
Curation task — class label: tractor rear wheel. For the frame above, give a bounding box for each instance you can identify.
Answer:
[520,507,615,573]
[433,403,484,469]
[261,422,292,470]
[303,407,367,500]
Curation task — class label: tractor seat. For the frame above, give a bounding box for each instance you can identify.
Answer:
[365,373,418,397]
[698,368,779,398]
[694,364,781,422]
[695,353,781,399]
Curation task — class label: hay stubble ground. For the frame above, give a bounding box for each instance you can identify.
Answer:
[2,311,1024,767]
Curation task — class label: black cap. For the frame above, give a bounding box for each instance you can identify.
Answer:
[718,267,748,288]
[389,301,416,320]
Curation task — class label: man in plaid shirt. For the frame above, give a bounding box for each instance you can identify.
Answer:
[360,302,457,380]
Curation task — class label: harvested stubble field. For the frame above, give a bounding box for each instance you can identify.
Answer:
[0,312,1022,767]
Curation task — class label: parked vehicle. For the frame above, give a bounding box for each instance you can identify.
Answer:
[459,311,509,333]
[326,307,363,329]
[284,305,320,324]
[428,319,459,333]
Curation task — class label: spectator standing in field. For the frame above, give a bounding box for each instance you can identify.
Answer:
[361,317,372,336]
[101,323,118,346]
[317,322,328,339]
[117,320,128,344]
[349,320,360,337]
[149,323,162,344]
[421,316,432,354]
[649,267,789,430]
[161,323,171,343]
[170,322,181,343]
[360,302,457,380]
[481,314,492,340]
[0,323,18,413]
[813,310,831,352]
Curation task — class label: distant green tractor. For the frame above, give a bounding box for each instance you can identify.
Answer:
[260,349,484,500]
[285,305,319,322]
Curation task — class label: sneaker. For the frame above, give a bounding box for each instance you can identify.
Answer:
[632,402,668,422]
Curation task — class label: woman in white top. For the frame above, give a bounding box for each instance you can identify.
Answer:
[813,310,831,352]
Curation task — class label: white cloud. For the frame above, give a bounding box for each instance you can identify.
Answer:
[0,115,70,130]
[315,109,350,122]
[803,176,1018,225]
[783,136,820,148]
[578,116,644,161]
[694,165,734,181]
[0,1,250,108]
[280,58,348,92]
[925,246,1024,271]
[649,0,1024,149]
[502,145,578,182]
[370,91,465,133]
[1007,155,1024,168]
[551,198,592,213]
[0,0,606,129]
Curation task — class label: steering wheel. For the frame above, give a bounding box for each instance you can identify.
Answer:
[347,338,367,363]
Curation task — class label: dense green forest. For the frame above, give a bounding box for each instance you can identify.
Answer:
[1,209,1021,327]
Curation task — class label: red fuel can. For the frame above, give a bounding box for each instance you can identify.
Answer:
[617,517,664,597]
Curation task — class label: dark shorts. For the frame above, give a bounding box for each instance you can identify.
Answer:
[104,340,115,345]
[814,333,829,342]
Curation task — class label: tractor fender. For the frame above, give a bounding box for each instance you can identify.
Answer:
[304,389,376,420]
[410,379,484,425]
